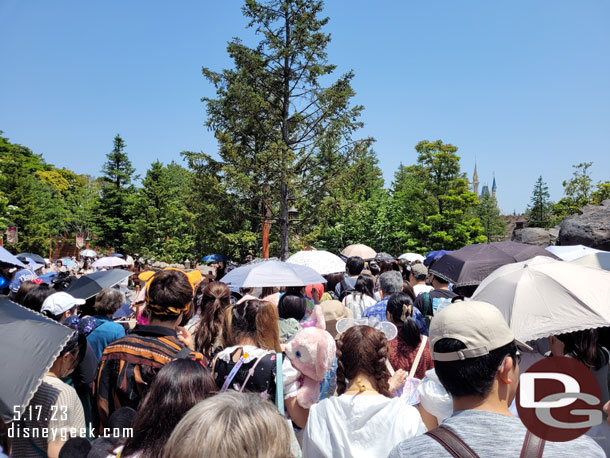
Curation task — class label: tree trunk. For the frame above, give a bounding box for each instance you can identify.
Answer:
[280,183,289,261]
[262,200,271,258]
[279,2,291,261]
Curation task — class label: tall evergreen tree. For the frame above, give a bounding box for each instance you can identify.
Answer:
[129,161,196,262]
[476,190,507,241]
[526,176,553,228]
[97,134,136,252]
[390,140,485,252]
[202,0,373,259]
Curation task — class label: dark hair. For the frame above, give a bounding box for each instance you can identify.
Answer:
[346,256,364,276]
[368,262,381,277]
[557,329,607,371]
[146,270,193,321]
[378,261,397,275]
[401,281,416,301]
[434,339,518,398]
[108,407,136,433]
[278,294,307,321]
[386,293,420,348]
[323,272,344,293]
[15,281,39,305]
[230,300,281,352]
[22,284,53,313]
[431,274,449,285]
[194,282,231,359]
[354,274,375,300]
[58,437,91,458]
[336,325,391,397]
[0,418,10,457]
[121,359,217,458]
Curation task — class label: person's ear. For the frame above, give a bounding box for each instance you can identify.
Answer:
[497,356,516,386]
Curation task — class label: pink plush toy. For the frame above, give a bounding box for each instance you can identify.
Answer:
[284,326,336,408]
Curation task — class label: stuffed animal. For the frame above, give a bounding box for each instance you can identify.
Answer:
[284,326,336,408]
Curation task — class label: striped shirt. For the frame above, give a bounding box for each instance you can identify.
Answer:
[11,376,85,458]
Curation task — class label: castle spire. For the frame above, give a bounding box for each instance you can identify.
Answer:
[492,172,497,199]
[472,160,480,196]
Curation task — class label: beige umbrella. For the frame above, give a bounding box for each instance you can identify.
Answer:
[571,252,610,271]
[471,256,610,342]
[340,244,376,260]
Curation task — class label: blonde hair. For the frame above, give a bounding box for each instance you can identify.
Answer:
[162,391,291,458]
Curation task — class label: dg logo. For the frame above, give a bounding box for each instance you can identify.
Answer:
[517,356,603,442]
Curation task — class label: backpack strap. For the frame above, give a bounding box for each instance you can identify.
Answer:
[426,425,480,458]
[426,425,545,458]
[275,352,285,415]
[408,335,428,379]
[423,292,433,317]
[519,431,545,458]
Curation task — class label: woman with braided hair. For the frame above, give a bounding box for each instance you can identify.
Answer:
[302,325,425,458]
[192,281,231,359]
[386,293,434,380]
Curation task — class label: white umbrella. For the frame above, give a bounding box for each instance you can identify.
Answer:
[92,256,128,269]
[571,252,610,271]
[220,260,326,288]
[398,253,425,263]
[471,256,610,342]
[340,244,376,260]
[79,249,98,258]
[286,250,346,275]
[545,245,605,262]
[125,255,135,266]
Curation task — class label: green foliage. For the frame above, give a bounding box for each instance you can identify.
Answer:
[476,190,507,241]
[201,0,373,259]
[96,135,137,253]
[129,161,196,262]
[591,181,610,206]
[526,176,553,228]
[552,162,593,222]
[388,140,485,253]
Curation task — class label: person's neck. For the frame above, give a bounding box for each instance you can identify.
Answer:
[345,373,378,392]
[237,337,257,346]
[452,394,513,416]
[433,283,449,290]
[148,318,177,330]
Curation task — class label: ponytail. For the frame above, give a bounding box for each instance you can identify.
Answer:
[386,293,421,348]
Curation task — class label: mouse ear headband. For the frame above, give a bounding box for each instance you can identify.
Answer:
[335,316,398,341]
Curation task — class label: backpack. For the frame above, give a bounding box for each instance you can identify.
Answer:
[337,279,356,301]
[422,293,453,328]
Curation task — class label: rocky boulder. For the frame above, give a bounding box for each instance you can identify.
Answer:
[512,227,557,246]
[558,200,610,250]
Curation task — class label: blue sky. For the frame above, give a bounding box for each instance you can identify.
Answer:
[1,0,608,213]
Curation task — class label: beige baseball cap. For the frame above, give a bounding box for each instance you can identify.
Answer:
[430,300,532,362]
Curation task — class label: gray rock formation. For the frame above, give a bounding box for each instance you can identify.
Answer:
[512,227,556,246]
[558,200,610,250]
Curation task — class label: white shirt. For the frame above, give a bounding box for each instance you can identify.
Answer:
[413,284,433,297]
[342,293,377,319]
[302,394,426,458]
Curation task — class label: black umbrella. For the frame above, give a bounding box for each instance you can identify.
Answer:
[0,298,75,422]
[17,253,46,264]
[429,241,559,287]
[374,252,396,263]
[66,269,132,300]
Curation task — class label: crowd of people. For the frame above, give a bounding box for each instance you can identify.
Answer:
[1,249,610,457]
